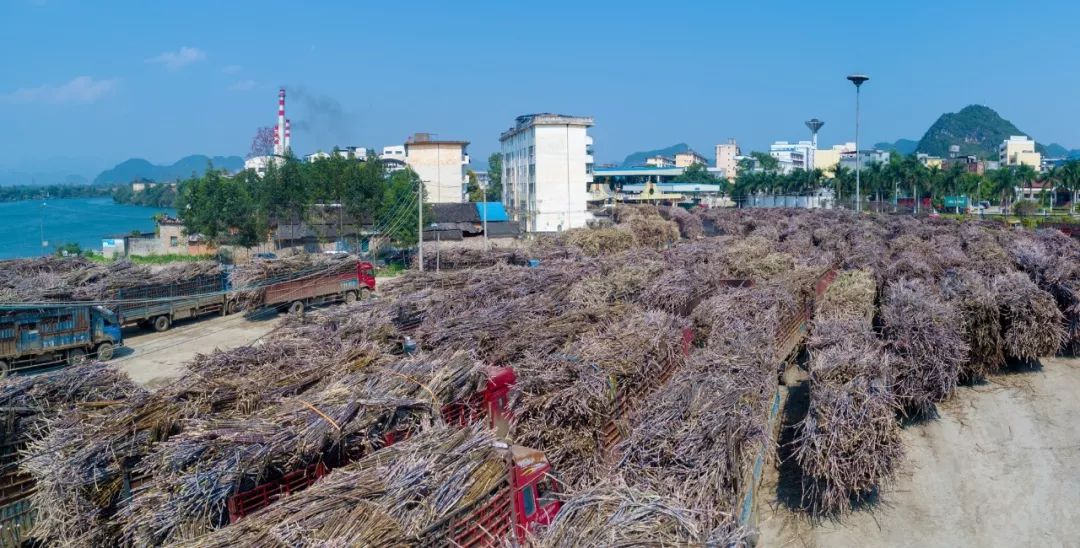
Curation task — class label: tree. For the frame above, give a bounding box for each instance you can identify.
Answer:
[379,168,428,246]
[176,168,263,247]
[466,170,484,202]
[248,126,275,159]
[486,153,503,202]
[750,151,780,173]
[1015,163,1038,205]
[673,162,721,186]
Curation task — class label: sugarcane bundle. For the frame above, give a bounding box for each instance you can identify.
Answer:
[616,329,776,529]
[881,279,969,416]
[657,205,705,240]
[941,269,1006,378]
[178,426,507,547]
[566,227,639,256]
[815,269,876,323]
[623,216,681,249]
[794,333,902,516]
[567,258,669,309]
[1006,229,1080,353]
[993,272,1066,361]
[534,481,749,547]
[113,351,486,545]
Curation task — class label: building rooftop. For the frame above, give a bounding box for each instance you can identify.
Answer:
[500,113,594,141]
[405,132,469,147]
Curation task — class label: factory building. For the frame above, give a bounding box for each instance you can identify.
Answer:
[404,133,470,204]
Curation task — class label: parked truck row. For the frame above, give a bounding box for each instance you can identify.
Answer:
[0,261,376,376]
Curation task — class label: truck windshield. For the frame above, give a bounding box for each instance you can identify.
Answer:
[95,306,119,325]
[521,485,536,517]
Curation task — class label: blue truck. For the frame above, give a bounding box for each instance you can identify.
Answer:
[0,305,122,376]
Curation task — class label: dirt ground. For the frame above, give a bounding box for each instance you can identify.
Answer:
[757,356,1080,547]
[110,311,282,388]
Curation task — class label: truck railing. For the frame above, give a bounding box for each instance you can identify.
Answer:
[600,326,695,453]
[738,268,838,541]
[418,480,513,547]
[226,368,513,523]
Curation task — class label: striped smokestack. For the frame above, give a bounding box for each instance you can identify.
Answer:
[285,119,291,152]
[276,88,286,155]
[273,125,280,149]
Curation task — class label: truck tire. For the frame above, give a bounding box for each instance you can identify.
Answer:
[344,291,357,304]
[0,360,9,378]
[67,348,87,367]
[359,288,371,301]
[96,342,115,361]
[225,300,239,315]
[153,315,171,332]
[289,301,305,314]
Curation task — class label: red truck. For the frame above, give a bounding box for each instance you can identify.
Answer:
[227,366,527,520]
[260,260,376,314]
[417,443,561,546]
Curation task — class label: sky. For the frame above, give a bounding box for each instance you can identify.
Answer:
[2,0,1080,181]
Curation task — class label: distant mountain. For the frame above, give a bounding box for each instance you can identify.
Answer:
[620,143,714,167]
[915,105,1045,159]
[874,139,919,156]
[92,155,244,185]
[1042,143,1080,159]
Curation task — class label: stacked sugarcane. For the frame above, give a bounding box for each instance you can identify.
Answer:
[0,256,222,303]
[229,253,355,309]
[794,270,904,516]
[113,351,485,545]
[174,426,509,547]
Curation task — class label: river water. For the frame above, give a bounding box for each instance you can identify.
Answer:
[0,197,175,259]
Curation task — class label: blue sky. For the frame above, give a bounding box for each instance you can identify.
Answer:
[2,0,1079,179]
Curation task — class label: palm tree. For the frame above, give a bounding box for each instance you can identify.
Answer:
[989,168,1017,215]
[1015,164,1038,205]
[1062,160,1080,214]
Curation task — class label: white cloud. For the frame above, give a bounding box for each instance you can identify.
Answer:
[221,65,242,74]
[0,76,119,105]
[147,46,207,70]
[228,80,257,92]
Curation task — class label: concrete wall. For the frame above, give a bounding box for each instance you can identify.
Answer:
[406,143,467,204]
[127,237,164,256]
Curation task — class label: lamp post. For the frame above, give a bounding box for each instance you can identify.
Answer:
[847,74,869,212]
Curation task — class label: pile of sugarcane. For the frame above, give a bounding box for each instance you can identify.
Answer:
[0,257,222,303]
[413,245,529,271]
[176,426,509,547]
[881,278,969,416]
[114,352,486,545]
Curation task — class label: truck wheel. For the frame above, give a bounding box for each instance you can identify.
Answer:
[344,291,357,304]
[359,288,371,301]
[96,342,115,361]
[0,360,9,378]
[67,348,88,367]
[289,301,305,314]
[225,300,239,315]
[153,315,171,332]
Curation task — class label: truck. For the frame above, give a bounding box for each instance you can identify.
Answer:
[115,271,234,332]
[0,305,122,376]
[258,260,376,314]
[417,443,561,546]
[225,365,519,522]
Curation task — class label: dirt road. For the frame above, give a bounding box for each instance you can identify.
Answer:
[110,312,282,388]
[757,356,1080,547]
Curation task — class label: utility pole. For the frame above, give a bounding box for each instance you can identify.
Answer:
[418,179,424,271]
[482,182,489,251]
[847,74,869,212]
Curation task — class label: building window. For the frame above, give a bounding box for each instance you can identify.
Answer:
[170,236,179,247]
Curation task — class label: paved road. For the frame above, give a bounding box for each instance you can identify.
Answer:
[110,311,283,388]
[758,356,1080,547]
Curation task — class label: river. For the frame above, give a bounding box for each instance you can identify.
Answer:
[0,197,175,259]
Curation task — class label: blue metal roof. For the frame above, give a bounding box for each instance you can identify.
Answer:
[475,202,508,222]
[622,183,723,193]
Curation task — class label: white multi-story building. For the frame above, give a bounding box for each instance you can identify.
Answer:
[500,113,594,233]
[839,149,890,172]
[645,155,675,167]
[715,139,740,180]
[243,155,284,177]
[1000,135,1041,168]
[769,140,815,173]
[404,134,470,203]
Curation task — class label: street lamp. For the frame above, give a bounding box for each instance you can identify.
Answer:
[847,73,869,212]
